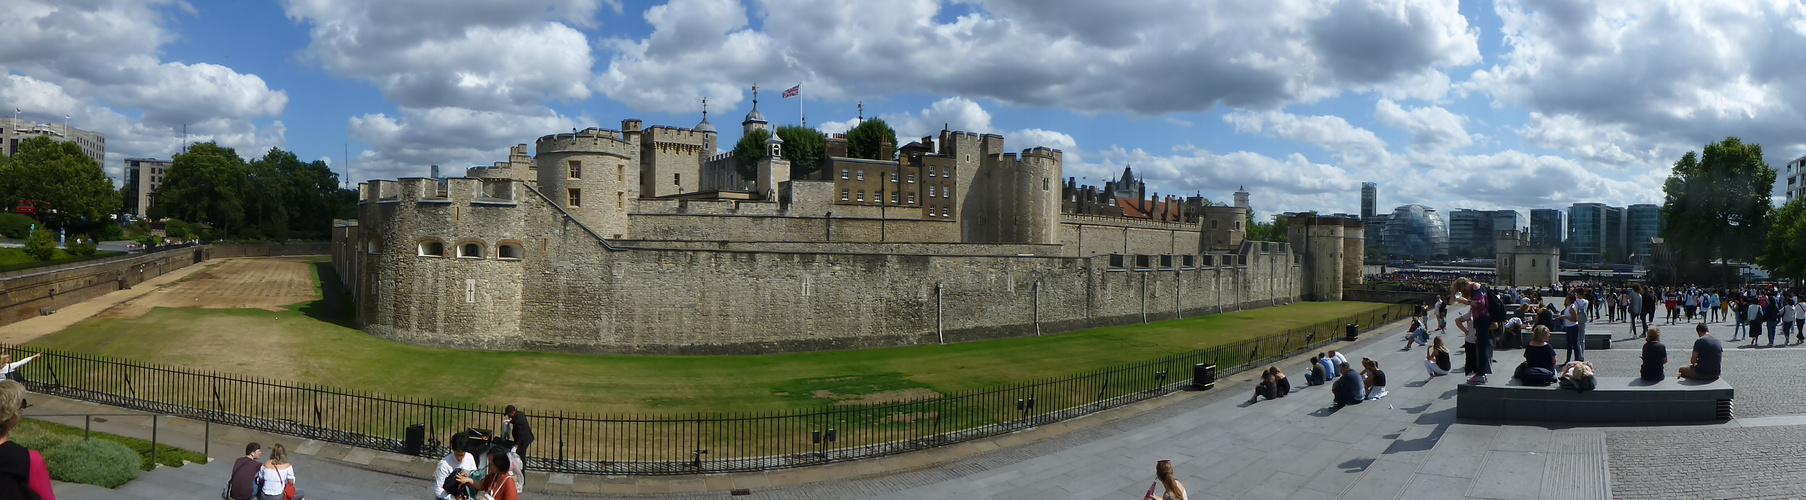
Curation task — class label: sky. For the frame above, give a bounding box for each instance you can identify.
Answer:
[5,0,1806,222]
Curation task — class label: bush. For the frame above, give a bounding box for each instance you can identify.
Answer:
[23,229,56,261]
[0,213,34,239]
[99,223,125,241]
[43,439,140,488]
[163,219,192,240]
[11,428,78,452]
[68,238,98,257]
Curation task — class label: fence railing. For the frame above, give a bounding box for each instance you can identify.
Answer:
[6,303,1409,475]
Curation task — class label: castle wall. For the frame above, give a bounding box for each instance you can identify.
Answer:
[1058,215,1201,256]
[627,213,960,244]
[348,190,1303,354]
[638,126,713,197]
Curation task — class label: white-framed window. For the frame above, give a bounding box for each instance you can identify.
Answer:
[890,172,898,183]
[945,186,954,197]
[929,186,937,198]
[857,170,865,181]
[418,240,445,257]
[497,242,523,260]
[908,193,916,204]
[907,173,915,184]
[841,190,850,201]
[458,242,484,259]
[856,190,865,202]
[841,169,849,180]
[891,192,899,204]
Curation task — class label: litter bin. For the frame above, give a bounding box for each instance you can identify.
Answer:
[404,423,426,457]
[1344,323,1359,341]
[1192,363,1216,390]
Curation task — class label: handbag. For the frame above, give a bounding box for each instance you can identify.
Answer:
[284,480,297,500]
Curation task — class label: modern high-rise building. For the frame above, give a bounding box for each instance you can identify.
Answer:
[1625,203,1664,265]
[1383,204,1448,257]
[1784,154,1806,203]
[1446,209,1524,257]
[123,158,172,217]
[1567,203,1625,264]
[1530,209,1564,248]
[0,117,105,166]
[1360,182,1377,219]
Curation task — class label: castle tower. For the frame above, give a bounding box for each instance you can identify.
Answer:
[757,133,789,200]
[1233,186,1249,209]
[536,127,640,239]
[1286,213,1345,301]
[1012,147,1062,244]
[742,84,768,136]
[1341,217,1364,287]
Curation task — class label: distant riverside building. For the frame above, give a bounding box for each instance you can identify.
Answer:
[1785,154,1806,203]
[1625,203,1664,265]
[1529,209,1564,248]
[0,117,105,166]
[1360,182,1377,219]
[1447,209,1524,257]
[123,158,172,217]
[1567,203,1625,264]
[1383,204,1448,257]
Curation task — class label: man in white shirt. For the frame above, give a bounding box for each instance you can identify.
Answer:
[434,433,478,500]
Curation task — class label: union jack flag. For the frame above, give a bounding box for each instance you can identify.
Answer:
[782,85,800,98]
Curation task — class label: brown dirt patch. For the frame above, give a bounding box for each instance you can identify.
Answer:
[98,258,320,319]
[828,388,942,406]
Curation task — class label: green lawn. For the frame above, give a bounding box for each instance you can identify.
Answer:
[30,260,1395,415]
[0,248,124,270]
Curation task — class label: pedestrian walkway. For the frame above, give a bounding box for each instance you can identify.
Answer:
[0,257,216,344]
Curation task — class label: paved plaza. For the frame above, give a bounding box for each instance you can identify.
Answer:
[32,304,1806,499]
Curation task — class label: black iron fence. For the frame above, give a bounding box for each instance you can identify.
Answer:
[6,303,1409,475]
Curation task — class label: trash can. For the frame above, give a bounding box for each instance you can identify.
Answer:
[404,424,426,457]
[1192,363,1216,390]
[1344,323,1359,341]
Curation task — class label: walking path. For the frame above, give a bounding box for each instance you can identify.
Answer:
[0,258,217,344]
[28,300,1806,499]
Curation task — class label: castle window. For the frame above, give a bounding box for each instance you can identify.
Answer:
[890,172,898,183]
[674,173,681,186]
[1235,221,1242,230]
[568,160,581,179]
[856,190,865,202]
[568,188,582,207]
[945,186,954,197]
[891,192,899,204]
[857,170,865,181]
[1211,220,1218,229]
[418,240,445,257]
[617,164,625,183]
[617,191,625,210]
[841,190,850,201]
[907,173,915,184]
[841,169,849,180]
[908,193,916,205]
[1043,177,1049,190]
[928,186,937,198]
[458,242,484,259]
[498,242,523,260]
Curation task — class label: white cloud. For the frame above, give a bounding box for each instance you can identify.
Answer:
[1222,110,1389,157]
[346,107,589,181]
[602,0,1482,116]
[1372,99,1474,152]
[0,0,288,169]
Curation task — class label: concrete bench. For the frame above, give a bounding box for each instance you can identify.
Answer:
[1457,376,1733,423]
[1520,331,1613,350]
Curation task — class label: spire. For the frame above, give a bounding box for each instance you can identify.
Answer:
[742,83,767,134]
[695,96,715,133]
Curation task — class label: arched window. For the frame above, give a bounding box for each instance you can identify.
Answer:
[417,239,445,257]
[458,242,484,259]
[497,241,523,260]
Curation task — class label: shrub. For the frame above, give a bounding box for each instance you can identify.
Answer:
[68,238,98,257]
[23,229,56,261]
[11,427,78,452]
[0,213,34,239]
[43,439,140,488]
[163,219,192,240]
[99,223,125,241]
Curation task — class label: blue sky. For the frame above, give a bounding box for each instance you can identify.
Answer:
[7,0,1806,221]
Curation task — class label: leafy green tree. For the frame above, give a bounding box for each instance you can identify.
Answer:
[0,213,34,239]
[0,136,121,225]
[24,229,56,261]
[845,118,898,160]
[730,128,772,182]
[1662,137,1775,282]
[1760,198,1806,279]
[156,142,249,236]
[775,125,826,179]
[1244,212,1289,243]
[163,219,193,240]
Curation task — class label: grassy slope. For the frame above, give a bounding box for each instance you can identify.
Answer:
[31,260,1388,415]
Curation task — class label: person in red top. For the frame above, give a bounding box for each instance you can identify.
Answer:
[454,449,517,500]
[0,380,54,499]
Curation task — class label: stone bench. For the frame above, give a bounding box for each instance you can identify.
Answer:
[1520,331,1614,350]
[1456,376,1733,423]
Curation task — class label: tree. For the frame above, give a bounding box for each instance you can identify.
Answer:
[730,128,772,183]
[1245,212,1289,243]
[23,229,56,261]
[775,125,826,179]
[1760,198,1806,279]
[156,142,250,236]
[845,118,897,160]
[1661,137,1776,282]
[0,136,121,226]
[164,219,193,240]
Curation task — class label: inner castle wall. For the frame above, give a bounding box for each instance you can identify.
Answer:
[338,183,1302,354]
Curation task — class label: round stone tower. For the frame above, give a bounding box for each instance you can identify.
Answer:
[1013,147,1063,244]
[1286,213,1346,301]
[1341,217,1364,288]
[535,126,640,238]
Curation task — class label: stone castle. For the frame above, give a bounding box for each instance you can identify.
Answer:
[331,97,1361,354]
